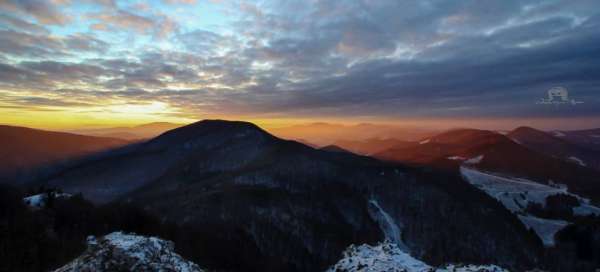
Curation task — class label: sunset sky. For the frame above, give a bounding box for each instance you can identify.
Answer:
[1,0,599,130]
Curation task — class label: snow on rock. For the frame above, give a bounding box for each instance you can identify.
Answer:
[326,241,430,272]
[23,192,72,208]
[464,155,484,164]
[517,215,568,247]
[438,264,508,272]
[567,156,586,167]
[419,139,430,145]
[326,241,508,272]
[23,194,45,208]
[447,156,466,161]
[54,231,204,272]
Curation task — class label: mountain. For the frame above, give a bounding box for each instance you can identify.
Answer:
[375,128,523,170]
[268,122,435,146]
[375,128,600,203]
[508,126,600,170]
[551,128,600,152]
[71,122,184,140]
[41,120,543,271]
[0,125,129,182]
[319,144,352,153]
[55,232,204,272]
[375,128,600,248]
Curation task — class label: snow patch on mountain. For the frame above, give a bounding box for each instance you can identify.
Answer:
[460,167,567,213]
[552,131,565,137]
[517,215,568,247]
[419,139,430,144]
[368,199,406,250]
[326,241,508,272]
[54,232,203,272]
[573,204,600,216]
[465,155,484,164]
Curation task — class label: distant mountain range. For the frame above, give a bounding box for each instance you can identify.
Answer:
[0,125,128,182]
[509,127,600,170]
[332,138,415,155]
[268,122,436,146]
[374,127,600,203]
[69,122,184,140]
[2,121,600,271]
[373,126,600,251]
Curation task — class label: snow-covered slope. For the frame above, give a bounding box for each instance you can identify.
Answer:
[460,166,600,246]
[54,232,203,272]
[517,215,568,246]
[460,167,569,213]
[326,241,508,272]
[368,199,404,248]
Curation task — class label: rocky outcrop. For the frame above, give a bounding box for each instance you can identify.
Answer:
[327,240,509,272]
[54,232,203,272]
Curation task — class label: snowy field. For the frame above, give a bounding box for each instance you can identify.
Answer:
[460,166,600,246]
[460,167,569,213]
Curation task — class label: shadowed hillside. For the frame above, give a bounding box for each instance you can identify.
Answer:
[0,125,129,183]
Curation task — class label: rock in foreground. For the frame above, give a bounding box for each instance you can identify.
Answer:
[327,240,508,272]
[54,232,203,272]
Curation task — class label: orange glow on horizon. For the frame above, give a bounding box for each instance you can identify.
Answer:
[3,102,600,133]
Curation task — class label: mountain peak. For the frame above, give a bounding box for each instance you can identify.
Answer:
[508,126,561,141]
[149,119,272,147]
[510,126,544,134]
[175,119,265,136]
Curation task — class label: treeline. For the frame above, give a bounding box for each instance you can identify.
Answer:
[0,185,290,272]
[2,183,600,272]
[0,185,175,272]
[546,217,600,271]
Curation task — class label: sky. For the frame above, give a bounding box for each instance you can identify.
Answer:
[1,0,600,130]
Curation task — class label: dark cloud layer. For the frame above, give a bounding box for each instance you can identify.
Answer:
[0,0,599,121]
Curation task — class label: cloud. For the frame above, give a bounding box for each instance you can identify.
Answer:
[1,0,599,122]
[0,30,109,59]
[89,10,154,33]
[87,10,179,39]
[162,0,197,4]
[0,0,70,25]
[0,14,49,34]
